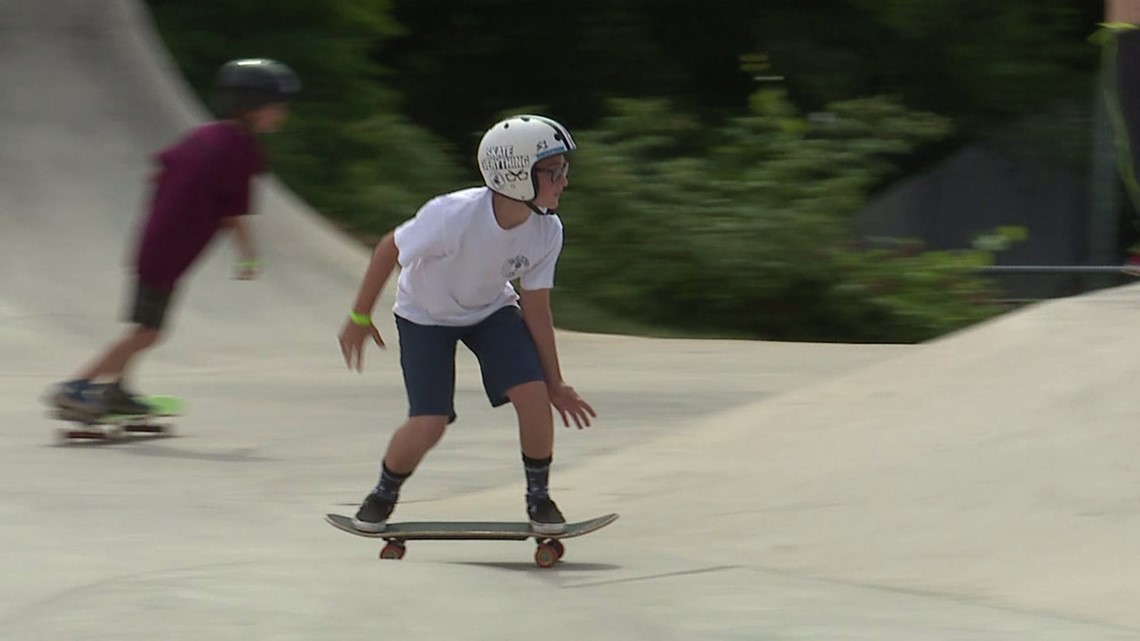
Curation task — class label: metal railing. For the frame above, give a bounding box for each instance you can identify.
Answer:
[977,265,1132,274]
[975,264,1136,305]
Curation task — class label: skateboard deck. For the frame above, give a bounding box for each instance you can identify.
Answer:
[325,512,618,568]
[52,395,183,441]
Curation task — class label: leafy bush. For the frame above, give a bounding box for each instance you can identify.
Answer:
[558,92,1002,342]
[147,2,1005,343]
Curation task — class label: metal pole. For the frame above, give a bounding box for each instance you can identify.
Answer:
[1088,58,1121,290]
[978,265,1128,274]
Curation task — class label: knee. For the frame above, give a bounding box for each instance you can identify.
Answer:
[132,327,163,349]
[405,415,449,446]
[507,381,550,409]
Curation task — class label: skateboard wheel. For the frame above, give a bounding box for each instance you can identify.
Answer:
[548,539,565,561]
[379,542,406,560]
[534,543,559,568]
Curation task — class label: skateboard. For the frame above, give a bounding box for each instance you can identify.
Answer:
[324,512,619,568]
[51,395,183,441]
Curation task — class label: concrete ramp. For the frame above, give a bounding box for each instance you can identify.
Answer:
[6,1,1136,640]
[0,0,366,373]
[539,285,1140,633]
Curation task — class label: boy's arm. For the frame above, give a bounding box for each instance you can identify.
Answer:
[337,232,398,371]
[518,287,596,428]
[222,215,258,278]
[1108,0,1140,23]
[518,287,564,386]
[350,232,399,318]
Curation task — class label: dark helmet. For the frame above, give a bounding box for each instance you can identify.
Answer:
[213,58,300,117]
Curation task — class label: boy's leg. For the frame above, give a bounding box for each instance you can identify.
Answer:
[352,316,459,532]
[352,415,450,532]
[506,382,565,533]
[102,281,175,411]
[75,325,162,382]
[506,381,554,462]
[50,279,170,411]
[74,279,169,411]
[462,307,565,533]
[51,326,162,412]
[382,415,451,473]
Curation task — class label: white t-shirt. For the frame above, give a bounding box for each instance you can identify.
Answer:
[392,187,563,326]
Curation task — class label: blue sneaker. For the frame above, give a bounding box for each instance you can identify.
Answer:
[47,379,105,414]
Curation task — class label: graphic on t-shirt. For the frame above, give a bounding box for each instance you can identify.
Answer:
[502,255,530,279]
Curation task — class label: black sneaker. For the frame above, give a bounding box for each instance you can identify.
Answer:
[99,383,152,415]
[527,496,566,535]
[352,492,396,533]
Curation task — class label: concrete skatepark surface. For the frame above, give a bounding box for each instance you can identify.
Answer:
[3,1,1139,639]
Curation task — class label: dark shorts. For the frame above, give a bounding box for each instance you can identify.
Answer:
[125,278,174,330]
[396,306,545,423]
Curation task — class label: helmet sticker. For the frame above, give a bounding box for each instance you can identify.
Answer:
[480,144,531,173]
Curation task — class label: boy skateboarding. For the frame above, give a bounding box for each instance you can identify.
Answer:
[46,58,299,416]
[337,115,596,535]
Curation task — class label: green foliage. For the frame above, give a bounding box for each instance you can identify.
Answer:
[384,0,1096,158]
[147,0,463,232]
[384,1,759,155]
[558,92,1001,342]
[760,0,1097,138]
[827,246,1000,342]
[145,1,1026,343]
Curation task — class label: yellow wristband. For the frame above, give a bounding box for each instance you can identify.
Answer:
[238,259,260,269]
[349,311,372,326]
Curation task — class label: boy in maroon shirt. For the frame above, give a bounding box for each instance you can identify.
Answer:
[47,58,299,415]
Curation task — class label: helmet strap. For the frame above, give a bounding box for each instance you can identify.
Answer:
[526,201,557,217]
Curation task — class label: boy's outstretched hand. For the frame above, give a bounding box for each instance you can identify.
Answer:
[338,319,385,372]
[548,382,596,429]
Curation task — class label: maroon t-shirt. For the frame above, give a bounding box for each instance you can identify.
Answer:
[134,121,266,290]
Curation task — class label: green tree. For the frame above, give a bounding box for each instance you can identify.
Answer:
[758,0,1098,138]
[383,0,760,156]
[558,92,1000,342]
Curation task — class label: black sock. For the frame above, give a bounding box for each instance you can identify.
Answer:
[373,462,411,501]
[522,453,552,501]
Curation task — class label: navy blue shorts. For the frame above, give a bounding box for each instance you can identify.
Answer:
[396,306,545,423]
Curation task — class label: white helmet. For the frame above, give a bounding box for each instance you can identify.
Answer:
[477,115,576,202]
